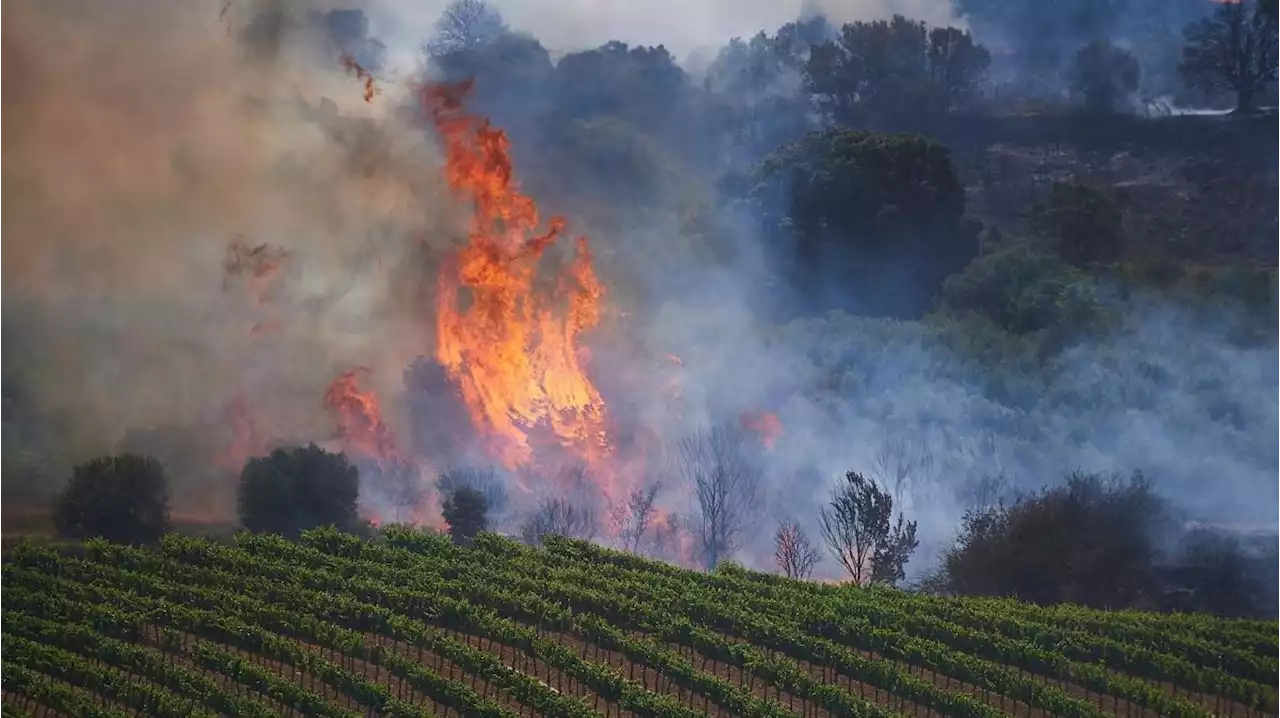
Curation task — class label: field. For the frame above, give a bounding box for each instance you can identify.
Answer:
[2,527,1276,718]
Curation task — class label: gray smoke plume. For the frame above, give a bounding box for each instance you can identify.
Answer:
[2,0,462,515]
[4,0,1274,589]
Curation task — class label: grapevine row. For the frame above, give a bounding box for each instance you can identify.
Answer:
[1,662,130,718]
[3,609,278,718]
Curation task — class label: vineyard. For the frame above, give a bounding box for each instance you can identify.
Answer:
[2,527,1275,718]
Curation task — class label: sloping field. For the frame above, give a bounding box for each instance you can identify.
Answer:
[2,527,1275,718]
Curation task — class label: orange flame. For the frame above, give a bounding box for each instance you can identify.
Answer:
[323,367,401,465]
[740,410,783,450]
[424,80,611,474]
[215,393,267,472]
[340,55,377,103]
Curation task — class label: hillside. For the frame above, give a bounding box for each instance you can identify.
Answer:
[944,114,1280,265]
[2,528,1276,718]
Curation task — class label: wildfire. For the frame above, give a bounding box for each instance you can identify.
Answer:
[424,80,611,474]
[340,55,377,103]
[223,238,288,308]
[215,393,267,472]
[323,367,402,466]
[740,410,783,450]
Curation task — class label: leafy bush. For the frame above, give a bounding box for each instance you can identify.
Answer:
[940,471,1171,608]
[440,486,489,547]
[937,243,1102,335]
[53,454,170,544]
[237,444,360,539]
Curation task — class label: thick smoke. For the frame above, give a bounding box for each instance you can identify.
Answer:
[4,0,1274,588]
[949,0,1216,100]
[2,0,463,514]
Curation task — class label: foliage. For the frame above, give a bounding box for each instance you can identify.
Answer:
[806,16,990,126]
[1031,181,1126,267]
[52,454,170,545]
[553,42,687,133]
[440,486,489,547]
[705,17,831,158]
[1159,527,1278,618]
[6,531,1272,718]
[941,471,1171,608]
[938,243,1103,334]
[742,127,979,317]
[818,471,918,586]
[236,444,359,538]
[1068,40,1142,112]
[1180,0,1279,112]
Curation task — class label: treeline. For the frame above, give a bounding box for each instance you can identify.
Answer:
[49,439,1277,620]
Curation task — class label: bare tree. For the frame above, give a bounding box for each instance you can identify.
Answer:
[819,471,918,585]
[519,497,597,547]
[610,482,662,554]
[1180,0,1278,113]
[676,424,761,570]
[956,472,1014,513]
[774,521,821,579]
[424,0,507,58]
[872,433,935,507]
[650,511,693,565]
[380,459,424,524]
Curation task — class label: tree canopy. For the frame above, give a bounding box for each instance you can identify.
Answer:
[237,444,360,538]
[739,127,978,317]
[1180,0,1279,112]
[806,16,990,127]
[53,454,170,545]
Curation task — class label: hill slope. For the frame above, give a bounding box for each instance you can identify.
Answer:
[2,528,1276,718]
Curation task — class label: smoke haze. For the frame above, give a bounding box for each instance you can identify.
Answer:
[3,0,1274,582]
[3,0,463,512]
[365,0,961,69]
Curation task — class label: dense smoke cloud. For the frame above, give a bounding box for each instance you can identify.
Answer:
[2,0,460,512]
[4,0,1274,587]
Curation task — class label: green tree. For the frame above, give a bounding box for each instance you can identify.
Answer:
[551,41,688,138]
[1179,0,1278,113]
[1068,40,1142,112]
[53,454,170,544]
[237,444,359,538]
[818,471,918,585]
[805,16,989,126]
[941,471,1169,608]
[938,243,1102,334]
[706,17,831,156]
[741,128,978,317]
[440,485,490,547]
[1031,181,1126,267]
